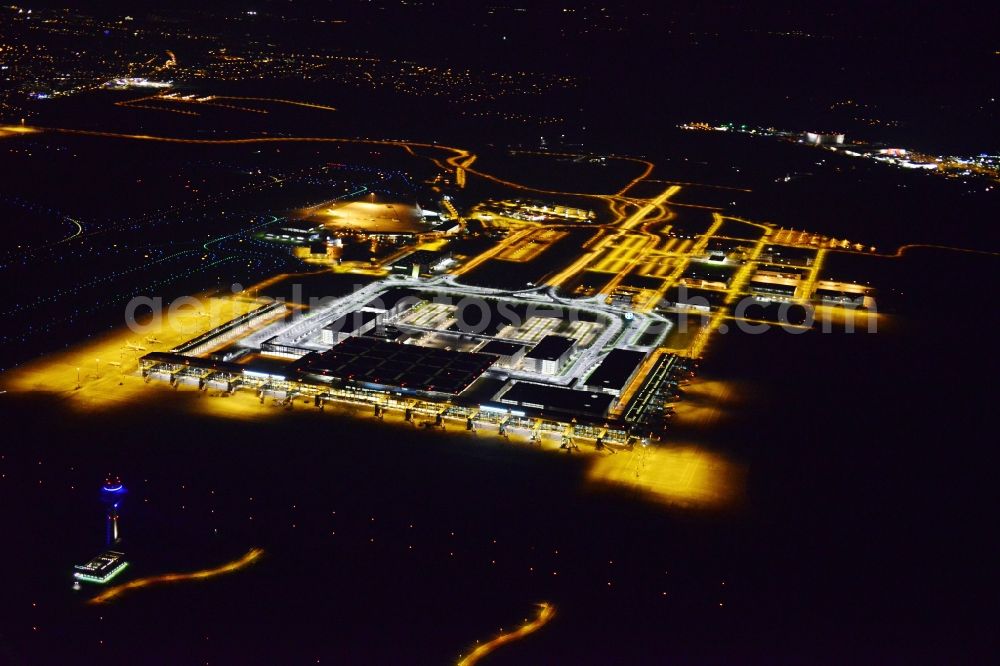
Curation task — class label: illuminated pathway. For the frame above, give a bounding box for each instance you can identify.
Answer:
[506,149,656,197]
[0,125,39,138]
[25,125,460,154]
[645,178,752,192]
[547,186,680,287]
[454,226,537,276]
[9,125,622,206]
[10,118,981,373]
[797,248,827,300]
[116,93,338,116]
[209,95,338,113]
[457,602,556,666]
[620,185,680,230]
[687,228,773,358]
[88,548,264,605]
[633,211,726,313]
[59,217,84,243]
[880,243,1000,258]
[8,124,661,229]
[115,97,199,116]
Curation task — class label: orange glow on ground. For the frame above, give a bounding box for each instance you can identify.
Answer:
[671,379,743,427]
[587,444,742,508]
[0,125,39,138]
[457,602,555,666]
[2,292,269,410]
[812,304,882,331]
[302,200,427,235]
[495,228,567,262]
[89,548,264,604]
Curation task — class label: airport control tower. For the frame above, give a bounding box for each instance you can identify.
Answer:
[72,478,130,586]
[99,476,127,545]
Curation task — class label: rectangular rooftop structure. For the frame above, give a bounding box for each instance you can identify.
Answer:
[360,288,422,318]
[523,335,576,375]
[662,286,726,310]
[750,275,799,299]
[478,340,526,368]
[814,286,867,306]
[321,310,381,345]
[682,261,738,287]
[760,245,816,267]
[498,382,615,419]
[140,351,246,375]
[73,550,129,584]
[581,349,647,397]
[389,250,453,277]
[294,337,497,397]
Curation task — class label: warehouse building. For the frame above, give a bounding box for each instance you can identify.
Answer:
[497,381,615,419]
[815,286,867,306]
[321,310,381,345]
[523,335,576,375]
[388,250,454,277]
[749,275,799,300]
[682,261,738,288]
[759,245,816,268]
[477,340,527,368]
[581,349,647,397]
[294,337,497,397]
[361,288,422,320]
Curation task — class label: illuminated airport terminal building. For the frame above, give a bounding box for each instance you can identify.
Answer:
[137,277,689,439]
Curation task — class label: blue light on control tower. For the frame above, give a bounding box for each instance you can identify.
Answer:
[100,476,127,545]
